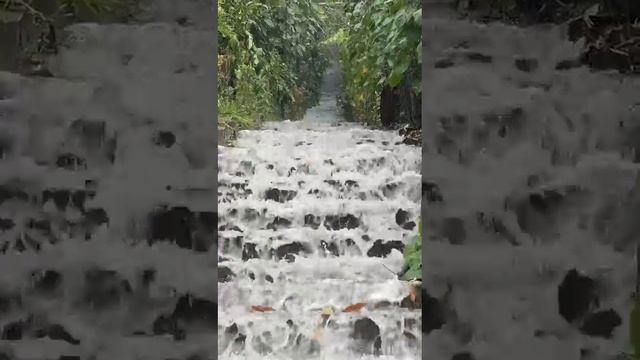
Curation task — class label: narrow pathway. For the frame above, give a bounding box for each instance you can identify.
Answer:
[217,60,422,358]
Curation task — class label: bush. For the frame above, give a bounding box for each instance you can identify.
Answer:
[334,0,422,127]
[217,0,330,130]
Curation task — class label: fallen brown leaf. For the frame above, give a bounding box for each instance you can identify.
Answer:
[251,305,274,313]
[342,302,367,313]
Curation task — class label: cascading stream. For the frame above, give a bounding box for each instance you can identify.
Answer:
[217,62,422,359]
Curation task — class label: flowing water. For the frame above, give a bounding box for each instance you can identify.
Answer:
[422,2,640,359]
[217,61,422,359]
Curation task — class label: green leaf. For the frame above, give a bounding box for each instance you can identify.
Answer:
[401,225,422,281]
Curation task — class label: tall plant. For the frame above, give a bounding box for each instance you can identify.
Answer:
[217,0,330,129]
[335,0,422,126]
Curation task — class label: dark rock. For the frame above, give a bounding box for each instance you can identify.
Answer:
[242,243,259,261]
[71,191,86,211]
[382,182,399,197]
[248,272,255,280]
[352,318,380,342]
[82,268,131,308]
[434,58,455,68]
[1,320,25,340]
[423,286,447,334]
[221,236,243,252]
[266,216,292,231]
[367,239,404,258]
[27,218,51,233]
[320,240,339,257]
[441,217,466,245]
[148,206,195,249]
[142,268,155,287]
[56,153,86,170]
[324,214,360,230]
[265,275,274,283]
[580,347,593,359]
[351,317,380,353]
[514,58,539,72]
[451,352,475,360]
[0,293,15,313]
[225,323,238,336]
[423,181,443,203]
[84,208,109,226]
[43,189,70,210]
[273,242,308,262]
[265,188,297,203]
[0,184,28,204]
[196,211,217,233]
[558,269,600,324]
[58,356,81,360]
[555,59,582,70]
[192,231,213,253]
[32,269,62,292]
[0,218,14,231]
[172,294,217,326]
[304,214,321,229]
[219,266,235,283]
[402,221,416,230]
[152,314,181,338]
[153,131,176,148]
[395,209,409,226]
[324,179,341,188]
[232,333,247,353]
[218,224,242,232]
[466,52,492,63]
[373,336,382,356]
[345,180,359,188]
[580,309,621,338]
[34,324,80,344]
[528,190,565,214]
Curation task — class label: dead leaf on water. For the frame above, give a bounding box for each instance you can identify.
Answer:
[250,305,274,313]
[342,302,367,313]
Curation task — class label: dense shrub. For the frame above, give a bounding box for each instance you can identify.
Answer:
[217,0,330,130]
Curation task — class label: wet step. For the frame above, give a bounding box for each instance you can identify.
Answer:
[218,118,421,357]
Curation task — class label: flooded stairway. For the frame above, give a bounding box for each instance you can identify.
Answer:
[0,1,218,359]
[422,4,640,360]
[217,64,422,358]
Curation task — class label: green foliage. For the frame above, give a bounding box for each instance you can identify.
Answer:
[336,0,422,126]
[218,0,330,130]
[401,219,422,281]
